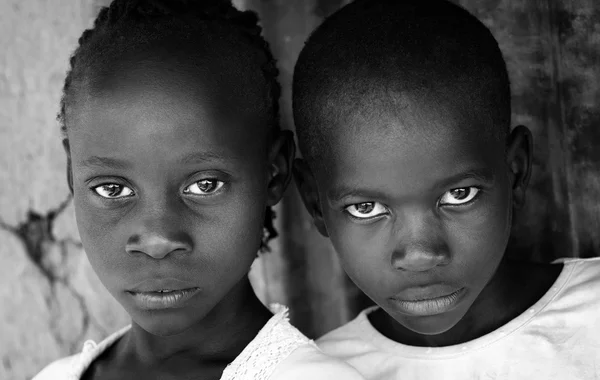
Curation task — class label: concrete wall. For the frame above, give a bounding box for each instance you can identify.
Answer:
[0,1,130,379]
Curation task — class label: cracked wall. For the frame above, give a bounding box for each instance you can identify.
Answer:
[0,1,129,379]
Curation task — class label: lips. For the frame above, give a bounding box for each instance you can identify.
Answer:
[128,278,197,293]
[126,278,201,310]
[390,284,466,317]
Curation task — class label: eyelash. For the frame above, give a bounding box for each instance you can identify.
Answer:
[344,202,390,222]
[92,183,135,199]
[343,186,482,222]
[90,178,226,200]
[183,179,225,196]
[438,186,482,207]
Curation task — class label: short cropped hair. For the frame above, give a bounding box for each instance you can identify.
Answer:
[293,0,511,165]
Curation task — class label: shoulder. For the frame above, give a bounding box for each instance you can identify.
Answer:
[556,257,600,291]
[32,325,131,380]
[563,256,600,272]
[318,317,366,345]
[317,307,377,358]
[31,354,81,380]
[544,258,600,316]
[223,305,361,380]
[269,343,365,380]
[223,304,365,380]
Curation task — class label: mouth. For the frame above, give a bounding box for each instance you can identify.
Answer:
[126,279,201,310]
[390,286,466,317]
[127,288,201,310]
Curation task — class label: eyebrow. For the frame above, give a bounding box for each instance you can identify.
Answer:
[434,168,496,190]
[178,151,231,165]
[79,151,232,170]
[80,156,129,170]
[327,167,496,203]
[327,187,390,204]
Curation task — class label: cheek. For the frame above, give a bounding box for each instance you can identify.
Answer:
[72,191,127,291]
[209,200,264,251]
[199,192,267,270]
[325,212,391,292]
[449,189,512,282]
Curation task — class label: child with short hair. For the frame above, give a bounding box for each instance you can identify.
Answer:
[33,1,365,379]
[292,0,600,378]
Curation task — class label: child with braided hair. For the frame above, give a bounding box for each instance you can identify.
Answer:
[33,1,364,379]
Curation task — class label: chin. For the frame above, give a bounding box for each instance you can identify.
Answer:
[404,317,458,336]
[133,310,200,337]
[392,310,465,336]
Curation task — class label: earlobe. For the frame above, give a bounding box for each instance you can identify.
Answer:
[266,130,296,206]
[505,125,533,209]
[292,158,329,237]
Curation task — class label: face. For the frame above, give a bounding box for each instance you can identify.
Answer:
[66,53,292,337]
[295,94,531,336]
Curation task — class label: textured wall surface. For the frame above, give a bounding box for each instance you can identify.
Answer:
[0,1,130,379]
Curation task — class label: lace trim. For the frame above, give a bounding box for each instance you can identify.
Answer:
[220,303,315,380]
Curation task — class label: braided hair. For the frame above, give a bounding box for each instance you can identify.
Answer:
[60,0,280,252]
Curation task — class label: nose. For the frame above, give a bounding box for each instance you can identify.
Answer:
[126,233,192,259]
[125,199,193,259]
[391,211,450,272]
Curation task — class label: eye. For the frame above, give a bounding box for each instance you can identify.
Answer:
[93,184,134,199]
[439,187,480,205]
[345,202,388,219]
[184,179,224,195]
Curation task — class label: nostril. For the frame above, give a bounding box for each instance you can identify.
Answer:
[125,247,143,256]
[128,234,141,244]
[391,243,450,272]
[125,234,192,259]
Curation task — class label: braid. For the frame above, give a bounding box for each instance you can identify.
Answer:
[259,206,278,253]
[60,0,281,251]
[59,0,280,138]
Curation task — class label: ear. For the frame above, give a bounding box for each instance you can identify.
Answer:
[505,125,532,209]
[293,158,329,237]
[266,130,295,206]
[62,139,74,194]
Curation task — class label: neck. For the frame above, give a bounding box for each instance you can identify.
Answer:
[372,257,562,347]
[119,278,272,368]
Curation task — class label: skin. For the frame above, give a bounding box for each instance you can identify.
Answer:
[295,92,561,347]
[65,42,295,379]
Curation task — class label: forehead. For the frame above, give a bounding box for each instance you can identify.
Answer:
[89,41,264,114]
[317,96,505,198]
[68,57,268,164]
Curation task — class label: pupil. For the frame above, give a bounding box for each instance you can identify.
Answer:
[356,202,374,214]
[452,188,468,200]
[198,180,215,192]
[106,185,121,197]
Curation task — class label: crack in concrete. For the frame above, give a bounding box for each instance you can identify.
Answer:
[0,195,107,353]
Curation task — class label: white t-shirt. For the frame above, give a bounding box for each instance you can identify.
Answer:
[33,305,364,380]
[318,258,600,380]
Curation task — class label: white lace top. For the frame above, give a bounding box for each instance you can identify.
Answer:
[221,304,315,379]
[33,304,365,380]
